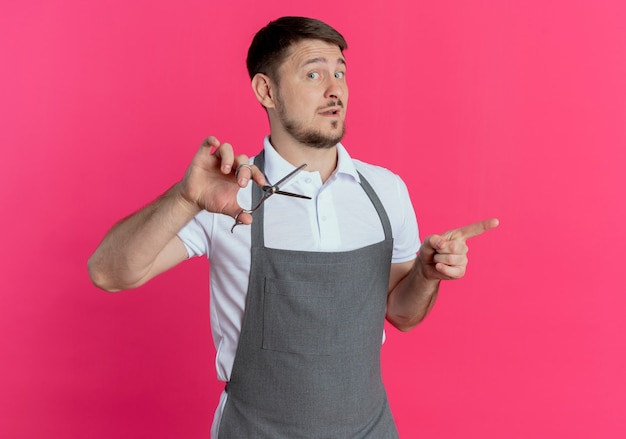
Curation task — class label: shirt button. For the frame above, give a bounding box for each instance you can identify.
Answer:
[305,178,312,184]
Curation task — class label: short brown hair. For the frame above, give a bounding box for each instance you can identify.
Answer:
[246,16,348,82]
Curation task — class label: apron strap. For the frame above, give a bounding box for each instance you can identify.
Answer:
[356,170,393,241]
[250,150,266,248]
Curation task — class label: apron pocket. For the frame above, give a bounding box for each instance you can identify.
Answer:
[262,277,338,355]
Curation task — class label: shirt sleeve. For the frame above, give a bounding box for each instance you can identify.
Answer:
[351,160,420,264]
[176,210,214,258]
[389,174,421,264]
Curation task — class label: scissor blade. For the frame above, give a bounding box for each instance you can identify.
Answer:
[273,163,307,188]
[273,190,312,199]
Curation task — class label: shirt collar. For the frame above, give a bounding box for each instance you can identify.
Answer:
[260,136,360,186]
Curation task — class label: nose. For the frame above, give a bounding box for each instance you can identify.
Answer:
[325,76,346,100]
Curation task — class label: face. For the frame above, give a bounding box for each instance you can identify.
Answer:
[271,39,349,149]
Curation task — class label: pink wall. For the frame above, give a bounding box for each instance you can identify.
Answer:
[2,1,625,437]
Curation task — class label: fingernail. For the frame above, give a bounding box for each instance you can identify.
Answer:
[223,165,231,172]
[239,177,249,186]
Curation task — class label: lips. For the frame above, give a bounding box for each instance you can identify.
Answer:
[319,107,341,116]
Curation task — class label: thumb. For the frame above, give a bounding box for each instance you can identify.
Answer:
[418,235,441,262]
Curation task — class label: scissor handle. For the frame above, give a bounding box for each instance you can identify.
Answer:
[230,209,252,233]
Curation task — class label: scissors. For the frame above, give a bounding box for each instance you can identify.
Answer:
[231,163,311,232]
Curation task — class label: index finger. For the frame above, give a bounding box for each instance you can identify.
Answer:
[211,141,236,174]
[447,218,500,241]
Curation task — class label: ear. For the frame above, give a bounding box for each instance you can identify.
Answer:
[251,73,276,109]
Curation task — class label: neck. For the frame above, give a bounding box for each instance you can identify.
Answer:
[268,132,339,183]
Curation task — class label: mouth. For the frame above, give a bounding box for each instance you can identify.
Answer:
[319,107,342,117]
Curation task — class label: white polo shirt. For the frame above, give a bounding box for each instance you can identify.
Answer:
[177,137,420,436]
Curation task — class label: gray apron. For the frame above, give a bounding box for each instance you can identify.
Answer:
[218,151,399,438]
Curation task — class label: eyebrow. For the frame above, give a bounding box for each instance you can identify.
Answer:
[301,57,347,68]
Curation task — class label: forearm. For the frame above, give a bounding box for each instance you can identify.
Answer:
[88,182,200,292]
[386,257,441,332]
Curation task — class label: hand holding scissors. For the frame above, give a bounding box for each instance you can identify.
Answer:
[231,163,312,232]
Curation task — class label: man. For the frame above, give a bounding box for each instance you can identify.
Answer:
[89,16,498,438]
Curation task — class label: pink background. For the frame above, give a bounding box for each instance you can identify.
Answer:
[2,1,625,438]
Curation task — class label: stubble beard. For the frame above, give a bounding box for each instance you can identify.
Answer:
[276,96,346,150]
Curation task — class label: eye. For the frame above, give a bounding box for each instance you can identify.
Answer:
[307,72,320,79]
[334,71,345,79]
